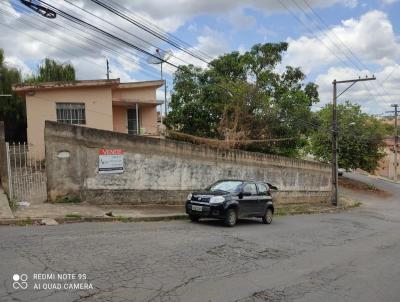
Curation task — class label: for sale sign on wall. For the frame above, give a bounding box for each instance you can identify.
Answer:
[98,149,124,174]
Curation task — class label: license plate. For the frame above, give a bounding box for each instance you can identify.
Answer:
[192,205,203,211]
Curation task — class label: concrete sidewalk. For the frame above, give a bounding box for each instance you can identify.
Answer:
[0,188,13,219]
[2,201,186,224]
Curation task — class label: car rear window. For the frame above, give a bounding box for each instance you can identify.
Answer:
[257,183,268,195]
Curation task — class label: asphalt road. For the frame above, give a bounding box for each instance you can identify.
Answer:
[1,173,399,302]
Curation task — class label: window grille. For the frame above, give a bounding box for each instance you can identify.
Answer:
[56,103,86,125]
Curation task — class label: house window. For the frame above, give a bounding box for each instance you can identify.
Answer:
[56,103,86,125]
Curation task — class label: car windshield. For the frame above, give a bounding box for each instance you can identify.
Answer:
[208,181,243,193]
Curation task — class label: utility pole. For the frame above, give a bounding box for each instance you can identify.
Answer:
[390,104,398,181]
[331,76,376,206]
[159,61,168,116]
[106,59,110,80]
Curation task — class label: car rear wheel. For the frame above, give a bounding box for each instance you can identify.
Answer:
[189,214,200,222]
[224,208,237,227]
[262,208,273,224]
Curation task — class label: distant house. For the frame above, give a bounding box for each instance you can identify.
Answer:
[13,78,164,154]
[374,136,399,180]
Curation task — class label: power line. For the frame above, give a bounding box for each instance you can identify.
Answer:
[87,0,211,65]
[106,0,213,62]
[29,1,346,135]
[62,0,193,68]
[35,0,182,70]
[10,0,385,144]
[282,0,379,103]
[1,3,164,81]
[298,0,396,103]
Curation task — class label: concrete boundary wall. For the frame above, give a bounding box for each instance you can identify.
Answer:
[45,121,332,205]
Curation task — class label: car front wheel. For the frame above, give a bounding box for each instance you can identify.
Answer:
[224,208,237,227]
[262,208,273,224]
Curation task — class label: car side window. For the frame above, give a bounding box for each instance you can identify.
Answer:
[257,183,268,196]
[243,183,257,195]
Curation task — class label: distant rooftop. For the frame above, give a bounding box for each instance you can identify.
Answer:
[13,78,164,94]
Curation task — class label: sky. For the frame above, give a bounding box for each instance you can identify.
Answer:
[0,0,399,115]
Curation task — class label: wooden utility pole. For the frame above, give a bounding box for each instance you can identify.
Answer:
[390,104,398,181]
[331,76,376,206]
[332,80,338,206]
[106,59,110,80]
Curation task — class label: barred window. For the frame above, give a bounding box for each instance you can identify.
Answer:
[56,103,86,125]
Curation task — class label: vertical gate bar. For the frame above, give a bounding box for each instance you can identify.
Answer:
[40,149,44,199]
[23,142,27,200]
[5,142,13,200]
[13,143,18,201]
[39,148,44,199]
[22,142,25,200]
[34,146,40,200]
[28,143,32,200]
[32,145,36,199]
[18,142,25,200]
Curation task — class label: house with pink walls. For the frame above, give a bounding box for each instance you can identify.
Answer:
[13,78,164,155]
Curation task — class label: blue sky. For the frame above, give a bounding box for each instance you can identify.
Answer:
[1,0,399,114]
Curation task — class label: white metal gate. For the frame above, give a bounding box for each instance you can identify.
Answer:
[6,142,47,203]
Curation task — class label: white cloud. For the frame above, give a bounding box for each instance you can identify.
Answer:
[283,10,400,74]
[279,10,399,114]
[164,27,229,74]
[103,0,358,31]
[0,0,363,83]
[380,0,398,4]
[3,56,32,78]
[315,65,400,114]
[226,9,257,30]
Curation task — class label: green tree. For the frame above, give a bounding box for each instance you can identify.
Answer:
[0,49,26,142]
[26,58,75,83]
[309,101,386,172]
[165,42,319,157]
[0,51,76,142]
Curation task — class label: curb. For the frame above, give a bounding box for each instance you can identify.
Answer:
[359,172,400,185]
[375,176,400,185]
[0,203,361,226]
[0,214,188,226]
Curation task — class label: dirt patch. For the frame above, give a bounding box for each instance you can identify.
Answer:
[339,177,391,197]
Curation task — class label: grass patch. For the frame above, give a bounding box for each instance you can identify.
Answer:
[15,217,34,226]
[115,216,131,223]
[366,184,378,191]
[275,204,315,216]
[347,201,362,208]
[55,195,82,204]
[65,213,82,219]
[8,198,18,212]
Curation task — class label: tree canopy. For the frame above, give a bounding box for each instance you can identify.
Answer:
[165,42,320,157]
[26,58,75,83]
[0,50,76,141]
[309,101,386,172]
[0,49,26,142]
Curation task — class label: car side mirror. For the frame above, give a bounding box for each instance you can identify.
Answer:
[268,184,278,191]
[238,192,243,199]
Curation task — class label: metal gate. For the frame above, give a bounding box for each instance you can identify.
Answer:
[6,142,47,203]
